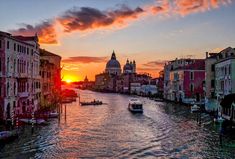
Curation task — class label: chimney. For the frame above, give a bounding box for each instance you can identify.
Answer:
[206,52,208,58]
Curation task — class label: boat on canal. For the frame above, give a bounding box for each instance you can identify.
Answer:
[128,98,143,113]
[19,118,48,125]
[80,100,103,106]
[0,130,19,143]
[191,104,200,113]
[49,112,59,118]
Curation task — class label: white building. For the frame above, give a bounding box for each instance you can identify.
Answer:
[214,47,235,98]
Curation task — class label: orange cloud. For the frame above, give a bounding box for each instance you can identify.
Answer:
[10,21,57,44]
[9,0,232,44]
[151,0,170,14]
[174,0,231,15]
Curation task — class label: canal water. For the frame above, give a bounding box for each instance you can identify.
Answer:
[1,90,235,158]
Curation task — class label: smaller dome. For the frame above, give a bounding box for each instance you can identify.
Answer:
[123,63,133,70]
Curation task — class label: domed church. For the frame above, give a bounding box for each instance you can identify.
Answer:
[123,59,136,74]
[105,50,121,75]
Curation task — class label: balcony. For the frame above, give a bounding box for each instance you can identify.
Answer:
[18,92,29,98]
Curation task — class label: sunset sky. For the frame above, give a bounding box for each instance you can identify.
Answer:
[0,0,235,81]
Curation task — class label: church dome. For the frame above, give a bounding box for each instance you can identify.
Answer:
[105,51,121,75]
[106,58,121,68]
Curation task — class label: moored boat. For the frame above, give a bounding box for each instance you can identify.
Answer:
[19,118,47,125]
[0,130,19,143]
[128,98,143,113]
[191,104,200,113]
[80,100,103,106]
[49,112,59,118]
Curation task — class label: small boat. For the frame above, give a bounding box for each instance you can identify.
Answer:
[191,104,200,113]
[0,130,19,142]
[154,98,164,102]
[80,100,103,106]
[49,112,59,118]
[128,98,143,113]
[19,118,47,125]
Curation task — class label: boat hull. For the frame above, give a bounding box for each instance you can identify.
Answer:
[128,105,143,113]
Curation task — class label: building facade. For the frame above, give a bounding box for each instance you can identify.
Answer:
[214,47,235,98]
[40,49,61,109]
[0,31,40,121]
[164,58,205,103]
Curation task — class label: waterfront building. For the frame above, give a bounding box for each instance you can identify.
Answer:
[0,31,40,121]
[205,47,235,113]
[214,47,235,98]
[95,51,146,94]
[95,73,117,92]
[164,58,205,103]
[40,49,61,109]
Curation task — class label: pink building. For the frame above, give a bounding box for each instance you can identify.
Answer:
[0,31,40,121]
[165,58,205,103]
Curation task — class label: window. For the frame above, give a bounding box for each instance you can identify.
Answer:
[14,59,16,73]
[229,65,231,75]
[190,84,194,92]
[211,64,215,72]
[13,101,16,108]
[190,71,194,80]
[211,80,215,88]
[7,57,9,72]
[7,82,9,96]
[0,40,2,49]
[14,43,16,51]
[7,41,9,49]
[221,81,224,91]
[14,82,16,95]
[0,58,1,72]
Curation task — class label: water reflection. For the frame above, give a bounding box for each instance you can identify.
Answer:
[0,90,235,158]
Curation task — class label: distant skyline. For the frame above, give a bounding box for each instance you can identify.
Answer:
[1,0,235,81]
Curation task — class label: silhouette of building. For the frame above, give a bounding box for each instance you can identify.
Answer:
[40,49,61,108]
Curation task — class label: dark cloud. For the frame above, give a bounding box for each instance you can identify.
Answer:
[62,56,108,63]
[57,5,144,32]
[10,21,57,44]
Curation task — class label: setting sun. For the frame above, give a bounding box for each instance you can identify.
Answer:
[65,79,72,84]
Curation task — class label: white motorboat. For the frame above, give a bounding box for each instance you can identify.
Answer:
[19,118,47,125]
[49,112,59,118]
[128,98,143,113]
[191,104,200,113]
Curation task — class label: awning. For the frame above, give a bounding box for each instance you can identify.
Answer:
[220,94,235,108]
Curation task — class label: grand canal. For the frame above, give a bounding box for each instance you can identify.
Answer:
[1,90,235,158]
